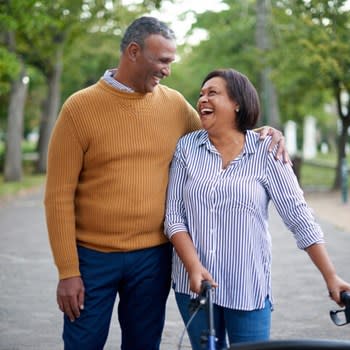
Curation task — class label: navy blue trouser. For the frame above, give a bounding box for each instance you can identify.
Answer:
[63,243,172,350]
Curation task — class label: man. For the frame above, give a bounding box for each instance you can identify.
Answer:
[44,16,288,350]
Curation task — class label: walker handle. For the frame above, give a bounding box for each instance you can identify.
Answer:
[330,291,350,326]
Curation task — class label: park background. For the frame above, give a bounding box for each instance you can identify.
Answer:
[1,1,350,349]
[0,0,349,200]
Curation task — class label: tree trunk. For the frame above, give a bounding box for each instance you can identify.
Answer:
[4,63,28,182]
[256,0,281,128]
[333,118,350,189]
[36,46,63,173]
[332,82,350,189]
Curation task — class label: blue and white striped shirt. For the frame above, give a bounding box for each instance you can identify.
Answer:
[164,129,324,311]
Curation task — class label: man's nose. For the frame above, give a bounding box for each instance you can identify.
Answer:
[161,65,171,77]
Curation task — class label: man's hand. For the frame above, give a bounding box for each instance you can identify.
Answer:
[57,276,85,322]
[256,126,291,164]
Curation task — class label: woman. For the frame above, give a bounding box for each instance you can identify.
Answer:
[164,68,350,350]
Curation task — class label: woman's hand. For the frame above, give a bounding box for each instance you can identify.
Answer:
[188,265,218,294]
[326,275,350,307]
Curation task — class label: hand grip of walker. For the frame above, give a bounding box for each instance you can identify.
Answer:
[200,280,212,294]
[198,280,212,305]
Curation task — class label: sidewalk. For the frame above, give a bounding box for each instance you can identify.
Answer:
[304,189,350,233]
[0,186,349,350]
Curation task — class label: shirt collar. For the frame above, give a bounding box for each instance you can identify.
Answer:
[198,129,259,155]
[245,130,260,154]
[102,69,134,93]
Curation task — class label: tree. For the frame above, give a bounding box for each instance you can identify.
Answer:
[0,0,34,181]
[24,0,113,173]
[256,0,281,128]
[167,0,261,107]
[28,0,164,173]
[166,0,284,131]
[3,45,28,181]
[271,0,350,189]
[0,0,165,177]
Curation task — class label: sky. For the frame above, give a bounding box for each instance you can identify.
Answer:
[121,0,227,45]
[149,0,228,44]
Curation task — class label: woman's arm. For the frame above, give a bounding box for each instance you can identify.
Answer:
[306,243,350,306]
[170,231,218,294]
[265,146,350,306]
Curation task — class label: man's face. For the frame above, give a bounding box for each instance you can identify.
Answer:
[133,34,176,93]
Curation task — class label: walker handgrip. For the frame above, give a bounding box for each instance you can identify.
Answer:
[330,291,350,326]
[200,280,212,295]
[340,291,350,305]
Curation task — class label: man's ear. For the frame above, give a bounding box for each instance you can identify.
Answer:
[126,42,140,62]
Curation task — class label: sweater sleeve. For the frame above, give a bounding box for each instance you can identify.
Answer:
[171,88,201,133]
[185,101,201,132]
[44,102,84,280]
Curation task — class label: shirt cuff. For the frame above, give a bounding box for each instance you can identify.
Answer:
[165,223,188,239]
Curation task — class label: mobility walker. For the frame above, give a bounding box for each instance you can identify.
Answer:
[178,283,350,350]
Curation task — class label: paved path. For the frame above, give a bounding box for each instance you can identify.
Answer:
[0,187,349,350]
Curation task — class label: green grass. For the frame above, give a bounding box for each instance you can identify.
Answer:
[0,173,45,198]
[0,140,37,155]
[0,140,44,198]
[299,153,350,190]
[300,162,335,190]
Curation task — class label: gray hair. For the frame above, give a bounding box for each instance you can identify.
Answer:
[120,16,176,52]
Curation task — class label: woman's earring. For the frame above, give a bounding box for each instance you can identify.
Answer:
[235,108,240,112]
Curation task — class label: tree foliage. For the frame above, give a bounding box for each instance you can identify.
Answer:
[167,0,260,108]
[0,0,164,177]
[271,0,350,188]
[165,0,349,188]
[1,0,348,188]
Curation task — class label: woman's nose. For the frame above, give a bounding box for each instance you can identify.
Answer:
[198,94,208,103]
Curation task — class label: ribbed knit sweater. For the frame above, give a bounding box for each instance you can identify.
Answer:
[44,79,200,279]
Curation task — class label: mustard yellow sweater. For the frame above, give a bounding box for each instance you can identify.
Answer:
[44,79,200,279]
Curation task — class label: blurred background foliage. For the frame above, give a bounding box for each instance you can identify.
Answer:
[0,0,349,194]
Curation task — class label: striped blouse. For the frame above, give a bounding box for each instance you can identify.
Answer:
[164,129,324,311]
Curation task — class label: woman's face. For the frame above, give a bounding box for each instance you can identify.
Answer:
[197,76,239,132]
